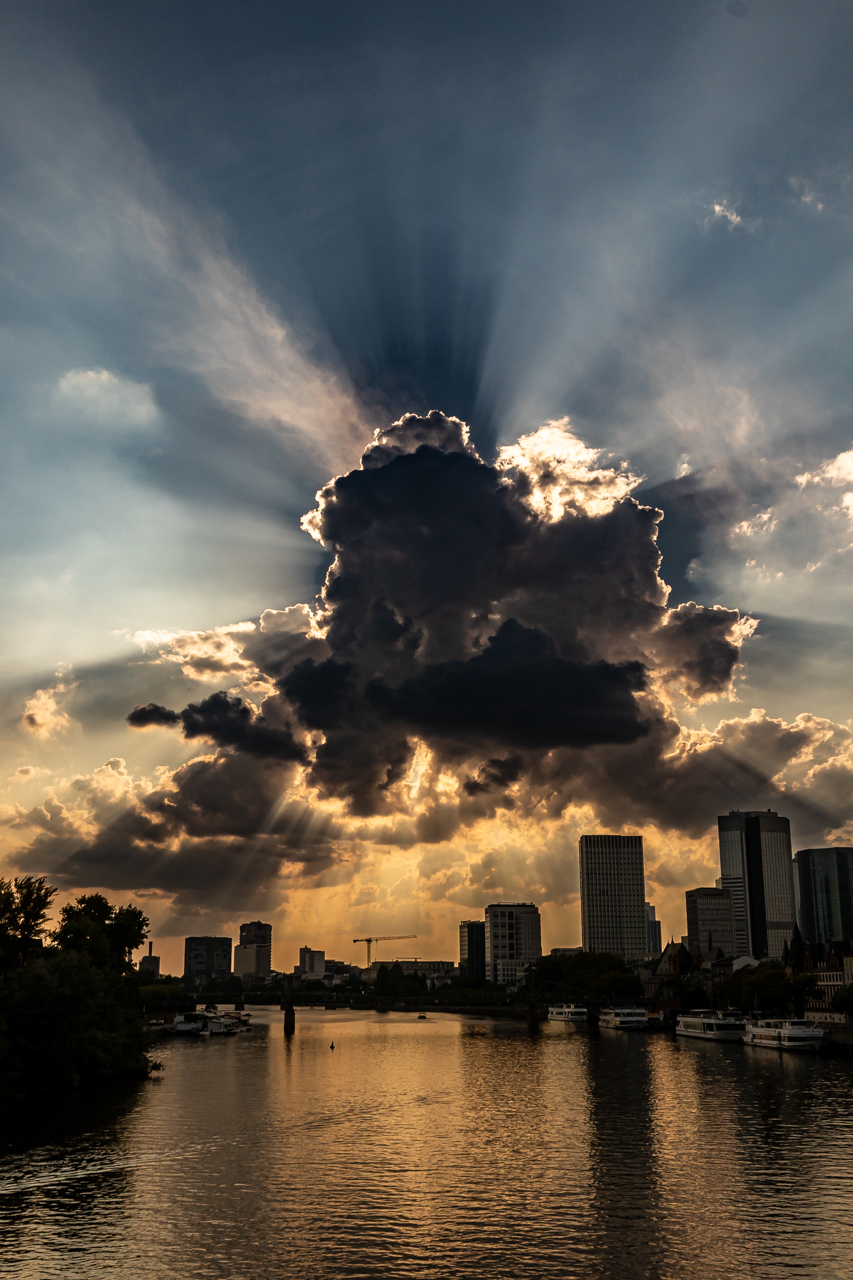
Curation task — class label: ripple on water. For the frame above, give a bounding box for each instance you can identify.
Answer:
[1,1011,853,1279]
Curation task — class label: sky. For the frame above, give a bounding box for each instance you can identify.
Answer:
[3,0,853,975]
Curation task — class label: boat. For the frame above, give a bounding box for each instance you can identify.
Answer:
[172,1012,207,1036]
[676,1010,746,1041]
[206,1017,239,1035]
[417,1013,427,1019]
[599,1007,648,1030]
[548,1004,588,1023]
[744,1019,825,1052]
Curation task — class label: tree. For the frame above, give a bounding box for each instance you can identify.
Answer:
[52,894,148,972]
[525,952,642,1005]
[0,876,57,975]
[724,962,817,1017]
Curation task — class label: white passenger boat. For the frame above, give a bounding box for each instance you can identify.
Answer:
[599,1007,648,1030]
[744,1019,825,1052]
[676,1010,746,1041]
[548,1004,588,1022]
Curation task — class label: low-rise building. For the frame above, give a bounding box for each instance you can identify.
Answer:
[138,942,160,977]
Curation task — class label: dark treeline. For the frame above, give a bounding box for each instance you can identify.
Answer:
[523,952,643,1005]
[0,877,160,1098]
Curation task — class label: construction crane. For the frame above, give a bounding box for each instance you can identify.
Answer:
[353,935,416,967]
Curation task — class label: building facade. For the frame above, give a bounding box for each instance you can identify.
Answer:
[718,810,795,960]
[485,903,541,986]
[183,936,232,983]
[645,903,662,957]
[685,887,735,958]
[299,946,326,977]
[138,941,160,978]
[794,848,853,943]
[239,921,272,975]
[579,834,647,960]
[459,920,486,983]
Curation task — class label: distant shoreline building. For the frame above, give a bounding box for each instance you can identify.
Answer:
[644,903,662,958]
[718,810,795,960]
[138,941,160,978]
[685,887,735,959]
[579,834,647,960]
[299,946,326,978]
[234,921,273,981]
[794,848,853,943]
[485,903,541,986]
[183,936,232,983]
[459,920,486,983]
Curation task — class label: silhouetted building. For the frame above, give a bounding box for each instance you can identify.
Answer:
[718,810,795,960]
[794,848,853,943]
[183,936,232,982]
[550,946,582,956]
[239,921,272,975]
[645,902,662,957]
[485,903,541,986]
[580,834,647,960]
[299,946,325,977]
[459,919,486,983]
[685,887,735,958]
[138,941,160,977]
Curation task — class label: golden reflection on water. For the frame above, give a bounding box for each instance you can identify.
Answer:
[2,1011,853,1279]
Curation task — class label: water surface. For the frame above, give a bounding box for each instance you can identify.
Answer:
[2,1009,851,1279]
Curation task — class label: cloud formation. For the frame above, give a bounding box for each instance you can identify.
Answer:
[11,410,853,944]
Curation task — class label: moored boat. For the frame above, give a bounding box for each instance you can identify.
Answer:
[676,1010,746,1042]
[172,1012,207,1035]
[548,1004,588,1022]
[599,1007,648,1030]
[744,1019,825,1052]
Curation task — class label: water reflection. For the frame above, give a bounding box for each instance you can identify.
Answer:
[2,1011,853,1279]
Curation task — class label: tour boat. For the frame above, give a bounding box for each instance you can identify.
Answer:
[744,1019,825,1052]
[548,1004,588,1022]
[676,1010,746,1041]
[598,1007,649,1030]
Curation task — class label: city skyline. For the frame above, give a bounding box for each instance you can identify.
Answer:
[5,3,853,976]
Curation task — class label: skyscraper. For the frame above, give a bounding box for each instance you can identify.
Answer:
[459,919,486,983]
[793,848,853,943]
[239,921,272,975]
[644,903,662,957]
[485,903,541,986]
[717,810,795,960]
[579,834,647,960]
[685,887,736,958]
[183,936,232,983]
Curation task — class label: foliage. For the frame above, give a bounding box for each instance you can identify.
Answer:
[52,894,148,972]
[831,984,853,1017]
[0,886,156,1099]
[136,981,189,1013]
[524,952,643,1004]
[724,963,817,1017]
[0,951,151,1094]
[374,963,429,998]
[0,876,57,975]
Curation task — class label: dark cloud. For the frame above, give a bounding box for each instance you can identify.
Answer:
[129,691,305,762]
[118,413,752,829]
[367,619,649,749]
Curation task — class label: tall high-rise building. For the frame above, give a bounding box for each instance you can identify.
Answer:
[459,919,486,983]
[485,903,541,986]
[685,887,736,958]
[644,902,662,957]
[717,810,795,960]
[183,936,232,982]
[239,921,272,975]
[794,848,853,943]
[579,834,647,960]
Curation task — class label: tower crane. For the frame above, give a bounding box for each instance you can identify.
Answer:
[353,935,417,967]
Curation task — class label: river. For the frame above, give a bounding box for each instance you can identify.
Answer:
[1,1008,852,1279]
